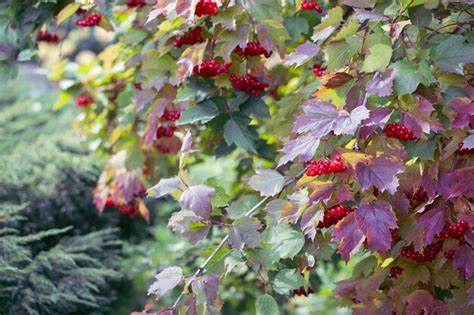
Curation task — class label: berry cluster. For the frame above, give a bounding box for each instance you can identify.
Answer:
[383,122,417,141]
[389,266,403,279]
[444,249,455,260]
[75,13,102,27]
[401,241,443,263]
[118,204,138,218]
[229,74,268,96]
[157,125,177,138]
[301,1,323,13]
[105,197,115,208]
[173,27,204,48]
[317,205,354,228]
[234,41,272,58]
[457,142,474,155]
[438,221,469,241]
[126,0,146,7]
[412,186,428,202]
[305,156,347,177]
[75,94,94,107]
[292,287,315,297]
[161,109,181,122]
[195,0,218,17]
[193,59,231,77]
[312,65,325,77]
[37,30,59,43]
[390,228,399,240]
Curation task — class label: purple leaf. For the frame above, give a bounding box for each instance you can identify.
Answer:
[334,105,370,135]
[451,97,474,129]
[453,245,474,280]
[468,284,474,305]
[343,0,376,8]
[417,205,446,245]
[386,191,410,214]
[143,97,173,148]
[360,108,393,138]
[168,210,210,243]
[438,167,474,200]
[179,184,215,218]
[353,9,388,22]
[308,181,335,204]
[135,89,156,112]
[148,266,183,299]
[284,43,321,67]
[192,274,219,307]
[180,130,194,153]
[332,212,365,262]
[228,217,262,250]
[406,290,449,315]
[148,176,183,198]
[116,170,144,203]
[278,134,320,166]
[248,169,286,197]
[464,133,474,149]
[366,69,397,97]
[355,156,404,194]
[301,205,324,241]
[356,201,397,254]
[402,99,443,138]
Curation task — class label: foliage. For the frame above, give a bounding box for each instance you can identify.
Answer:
[3,0,474,314]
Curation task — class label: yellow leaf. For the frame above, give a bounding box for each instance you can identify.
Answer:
[136,198,150,223]
[315,87,344,108]
[381,257,394,268]
[99,43,121,69]
[339,149,371,168]
[57,3,81,25]
[98,14,114,32]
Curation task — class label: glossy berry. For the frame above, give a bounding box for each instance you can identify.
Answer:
[105,197,115,208]
[438,220,469,240]
[292,286,315,297]
[75,94,94,107]
[75,13,101,27]
[390,228,399,240]
[314,4,323,13]
[457,142,474,155]
[156,125,176,138]
[317,205,354,228]
[401,241,443,263]
[389,266,403,279]
[118,204,138,218]
[444,249,455,260]
[305,156,347,177]
[229,74,268,96]
[126,0,146,7]
[412,186,428,202]
[193,59,231,77]
[312,65,325,77]
[301,1,323,13]
[133,82,142,90]
[234,41,272,58]
[173,26,204,48]
[161,109,181,122]
[37,30,59,43]
[195,0,218,17]
[383,122,417,141]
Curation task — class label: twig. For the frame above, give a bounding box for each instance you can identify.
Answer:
[171,169,305,310]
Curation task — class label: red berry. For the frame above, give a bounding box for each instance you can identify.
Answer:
[126,0,146,7]
[118,204,138,218]
[156,125,176,138]
[173,26,204,48]
[314,4,323,13]
[161,109,181,122]
[195,0,218,17]
[37,30,60,43]
[317,205,354,228]
[292,286,314,297]
[305,157,347,177]
[389,266,403,279]
[105,197,115,208]
[229,74,268,96]
[75,13,101,27]
[301,1,316,10]
[401,241,443,263]
[457,142,474,155]
[133,82,143,90]
[383,122,417,141]
[193,59,232,77]
[234,41,272,58]
[312,65,325,77]
[75,94,94,107]
[444,249,455,260]
[438,220,469,240]
[413,186,428,202]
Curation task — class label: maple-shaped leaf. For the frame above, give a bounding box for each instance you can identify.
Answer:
[175,42,207,83]
[433,35,474,74]
[332,212,365,262]
[192,274,219,307]
[406,290,449,315]
[365,69,397,97]
[278,134,320,166]
[334,105,370,135]
[134,89,156,112]
[256,294,279,315]
[403,99,443,138]
[451,97,474,129]
[386,191,410,215]
[116,170,144,203]
[438,167,474,200]
[352,9,388,22]
[453,245,474,280]
[148,266,183,299]
[284,43,320,68]
[273,269,304,295]
[147,1,176,23]
[228,217,262,250]
[356,200,397,254]
[355,156,403,195]
[148,176,183,198]
[143,97,174,148]
[248,169,286,197]
[300,204,324,241]
[168,210,210,243]
[269,223,305,259]
[179,184,215,218]
[417,204,446,245]
[308,180,334,204]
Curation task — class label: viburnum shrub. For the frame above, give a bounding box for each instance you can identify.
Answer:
[4,0,474,313]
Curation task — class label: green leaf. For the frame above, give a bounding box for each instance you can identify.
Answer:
[401,0,427,8]
[240,96,270,118]
[315,6,343,32]
[227,195,259,220]
[399,262,430,286]
[433,35,474,74]
[17,49,37,62]
[390,60,424,95]
[325,35,362,72]
[333,19,359,41]
[205,177,230,208]
[273,269,304,295]
[177,99,219,125]
[123,28,149,45]
[256,294,279,315]
[408,6,432,28]
[283,17,309,42]
[269,223,304,259]
[404,137,438,161]
[362,44,392,73]
[56,3,81,25]
[352,256,377,278]
[176,77,214,103]
[223,118,257,153]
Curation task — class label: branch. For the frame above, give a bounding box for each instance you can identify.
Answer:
[171,169,305,310]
